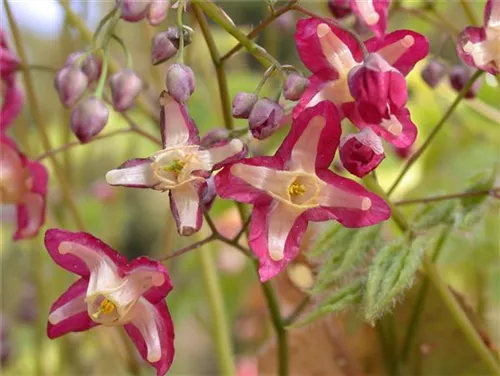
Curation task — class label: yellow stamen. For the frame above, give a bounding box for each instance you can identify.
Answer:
[92,298,116,319]
[163,159,185,174]
[289,180,306,196]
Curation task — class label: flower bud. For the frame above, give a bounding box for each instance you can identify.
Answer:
[165,63,195,103]
[449,65,482,99]
[200,128,230,148]
[70,97,109,143]
[339,128,385,178]
[232,92,258,119]
[151,32,178,65]
[118,0,151,22]
[54,66,88,108]
[283,73,309,101]
[147,0,170,25]
[109,69,142,112]
[420,59,446,88]
[328,0,352,19]
[65,52,102,83]
[248,98,284,140]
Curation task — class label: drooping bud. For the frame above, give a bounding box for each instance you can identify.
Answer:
[200,128,230,148]
[151,30,179,65]
[339,128,385,178]
[449,65,482,99]
[118,0,151,22]
[54,66,88,108]
[109,69,143,112]
[420,59,446,88]
[328,0,352,18]
[248,98,284,140]
[147,0,170,25]
[65,52,102,83]
[232,92,258,119]
[70,97,109,143]
[283,73,309,101]
[165,63,195,103]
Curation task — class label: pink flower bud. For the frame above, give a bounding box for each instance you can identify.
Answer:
[201,128,230,148]
[328,0,352,18]
[70,97,109,143]
[248,98,284,140]
[283,73,309,101]
[0,48,21,77]
[421,59,446,88]
[165,63,195,103]
[54,66,88,108]
[339,128,385,178]
[232,92,258,119]
[119,0,151,22]
[151,31,179,65]
[65,52,102,83]
[449,65,482,99]
[109,69,142,112]
[147,0,170,25]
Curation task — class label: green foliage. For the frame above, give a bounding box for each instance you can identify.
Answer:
[411,200,457,231]
[460,169,496,213]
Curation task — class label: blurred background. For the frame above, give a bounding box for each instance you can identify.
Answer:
[1,0,499,375]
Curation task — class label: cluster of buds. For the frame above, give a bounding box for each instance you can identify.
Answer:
[152,27,193,65]
[118,0,170,26]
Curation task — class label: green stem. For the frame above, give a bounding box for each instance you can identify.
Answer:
[459,0,479,26]
[388,70,484,197]
[199,243,237,376]
[176,0,185,63]
[92,5,117,48]
[111,34,133,69]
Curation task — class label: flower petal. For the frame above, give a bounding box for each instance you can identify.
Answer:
[47,277,98,339]
[160,92,199,148]
[366,30,430,75]
[105,158,157,188]
[205,138,247,170]
[14,192,44,240]
[485,0,500,27]
[124,299,175,376]
[0,82,24,131]
[350,0,389,38]
[169,181,204,236]
[456,26,499,75]
[316,169,391,227]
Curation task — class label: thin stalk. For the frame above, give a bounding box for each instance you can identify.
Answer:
[459,0,479,26]
[283,296,311,326]
[388,70,484,196]
[158,235,216,261]
[111,34,133,68]
[92,5,117,48]
[4,0,85,230]
[19,64,58,73]
[395,188,500,206]
[177,0,185,62]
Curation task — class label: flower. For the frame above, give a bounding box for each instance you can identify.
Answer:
[350,0,390,38]
[109,69,143,112]
[54,66,88,108]
[45,229,175,376]
[283,73,309,101]
[248,98,284,140]
[165,64,195,103]
[106,92,246,235]
[294,18,428,148]
[457,0,500,75]
[328,0,352,19]
[215,102,390,281]
[70,97,109,143]
[232,92,258,119]
[339,128,385,177]
[119,0,170,26]
[0,136,47,240]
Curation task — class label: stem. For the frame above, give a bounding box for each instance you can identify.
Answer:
[283,296,311,326]
[92,5,117,48]
[158,235,216,260]
[4,0,85,230]
[111,34,133,69]
[388,70,484,197]
[191,4,234,130]
[395,188,500,206]
[19,64,58,73]
[199,243,237,375]
[176,0,185,63]
[459,0,479,26]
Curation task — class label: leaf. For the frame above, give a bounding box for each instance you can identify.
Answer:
[309,224,351,258]
[365,237,425,321]
[412,200,457,231]
[461,168,496,213]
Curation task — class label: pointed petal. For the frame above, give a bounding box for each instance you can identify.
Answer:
[350,0,389,38]
[485,0,500,27]
[206,138,247,170]
[366,30,430,75]
[169,181,204,236]
[0,82,24,130]
[47,277,98,339]
[316,169,391,227]
[14,192,44,240]
[124,299,175,376]
[249,202,308,281]
[105,158,157,188]
[160,92,199,148]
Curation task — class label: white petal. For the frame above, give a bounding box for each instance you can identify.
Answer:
[206,139,244,167]
[161,93,191,147]
[318,184,372,211]
[353,0,379,25]
[317,23,358,77]
[105,163,155,187]
[48,294,87,325]
[170,182,200,233]
[230,164,295,199]
[267,202,304,261]
[289,115,326,174]
[488,0,500,28]
[376,35,415,66]
[306,79,353,108]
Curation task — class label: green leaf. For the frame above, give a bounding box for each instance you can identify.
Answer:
[412,200,457,231]
[365,237,425,321]
[461,169,496,213]
[309,223,343,257]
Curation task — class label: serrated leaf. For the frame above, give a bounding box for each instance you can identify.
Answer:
[412,200,457,231]
[310,223,343,257]
[461,169,496,213]
[365,237,425,321]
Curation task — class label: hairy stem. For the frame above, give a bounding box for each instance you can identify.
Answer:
[395,188,500,206]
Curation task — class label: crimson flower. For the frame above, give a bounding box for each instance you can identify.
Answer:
[215,102,390,281]
[457,0,500,75]
[350,0,390,38]
[106,92,246,235]
[340,128,385,178]
[294,18,429,148]
[45,229,175,376]
[0,136,47,240]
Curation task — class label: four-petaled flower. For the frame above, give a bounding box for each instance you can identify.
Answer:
[105,92,246,235]
[0,135,47,240]
[215,102,391,281]
[294,18,429,148]
[457,0,500,75]
[45,229,175,376]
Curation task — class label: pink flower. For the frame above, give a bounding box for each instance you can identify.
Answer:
[0,136,47,240]
[215,102,390,281]
[457,0,500,75]
[350,0,390,38]
[339,128,385,178]
[45,229,175,376]
[294,18,428,148]
[105,92,246,235]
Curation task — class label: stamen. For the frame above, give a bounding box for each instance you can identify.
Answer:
[377,35,415,66]
[361,197,372,211]
[289,180,306,196]
[163,159,185,174]
[92,298,116,319]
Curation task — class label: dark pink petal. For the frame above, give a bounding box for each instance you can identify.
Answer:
[366,30,430,75]
[124,299,175,376]
[105,158,156,189]
[160,92,199,148]
[44,229,127,277]
[295,18,363,80]
[344,104,417,148]
[0,48,21,77]
[0,82,23,131]
[292,75,328,119]
[47,277,98,339]
[456,26,499,75]
[169,180,204,236]
[484,0,500,26]
[339,129,385,178]
[123,257,173,303]
[350,0,389,38]
[317,169,391,227]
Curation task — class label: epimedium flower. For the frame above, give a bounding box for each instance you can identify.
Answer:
[105,92,246,236]
[350,0,390,38]
[215,101,391,281]
[0,136,48,240]
[119,0,170,26]
[457,0,500,75]
[45,229,174,376]
[294,18,429,148]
